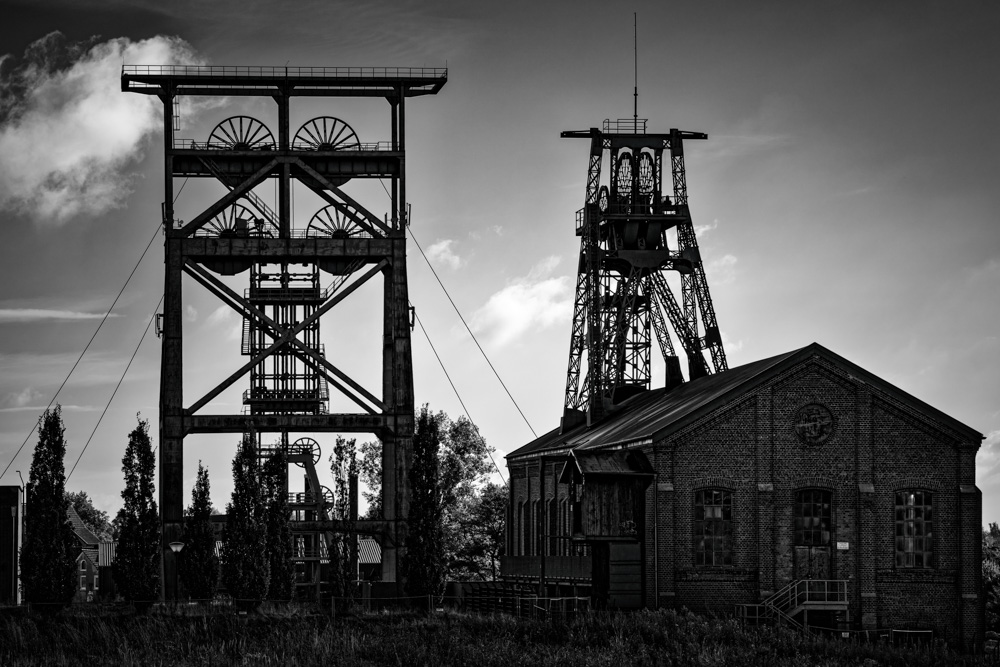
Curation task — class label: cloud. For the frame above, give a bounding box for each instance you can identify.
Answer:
[0,31,202,224]
[206,305,242,341]
[694,219,719,236]
[977,429,1000,484]
[185,305,198,322]
[705,254,738,286]
[2,387,42,409]
[425,239,463,270]
[0,308,116,322]
[471,256,572,347]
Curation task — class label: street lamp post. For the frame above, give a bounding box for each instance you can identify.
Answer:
[168,541,184,609]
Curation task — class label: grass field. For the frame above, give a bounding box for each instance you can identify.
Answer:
[0,605,989,666]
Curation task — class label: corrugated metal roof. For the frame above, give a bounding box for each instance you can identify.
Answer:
[508,342,984,461]
[358,538,380,565]
[99,540,116,566]
[509,348,799,460]
[574,449,654,477]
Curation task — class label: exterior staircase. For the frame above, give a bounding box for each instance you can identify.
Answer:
[737,580,849,633]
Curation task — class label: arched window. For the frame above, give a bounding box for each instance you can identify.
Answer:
[896,490,933,568]
[794,489,832,547]
[693,489,733,566]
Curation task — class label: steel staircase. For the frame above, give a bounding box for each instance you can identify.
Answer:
[736,579,848,633]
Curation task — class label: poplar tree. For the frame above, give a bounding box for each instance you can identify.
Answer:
[221,432,269,609]
[20,406,76,611]
[114,417,160,607]
[262,450,293,601]
[402,406,444,599]
[329,436,358,602]
[179,461,218,601]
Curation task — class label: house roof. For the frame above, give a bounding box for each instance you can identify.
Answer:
[78,547,98,567]
[508,343,983,461]
[67,506,100,546]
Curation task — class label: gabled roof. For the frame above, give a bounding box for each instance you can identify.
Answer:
[78,547,98,567]
[508,343,982,460]
[67,506,100,546]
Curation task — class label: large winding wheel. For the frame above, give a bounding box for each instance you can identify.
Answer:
[289,437,322,467]
[294,117,360,150]
[208,116,275,150]
[306,204,370,239]
[204,202,273,238]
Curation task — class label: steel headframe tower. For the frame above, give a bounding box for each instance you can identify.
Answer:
[122,65,446,600]
[561,118,727,430]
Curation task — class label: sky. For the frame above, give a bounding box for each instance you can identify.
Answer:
[0,0,998,524]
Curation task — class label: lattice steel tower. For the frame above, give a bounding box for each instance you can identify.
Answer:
[122,65,446,600]
[561,119,727,429]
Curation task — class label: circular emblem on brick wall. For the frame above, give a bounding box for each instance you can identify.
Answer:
[793,403,834,445]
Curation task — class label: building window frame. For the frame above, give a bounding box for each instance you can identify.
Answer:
[794,488,833,547]
[895,489,933,569]
[693,488,733,567]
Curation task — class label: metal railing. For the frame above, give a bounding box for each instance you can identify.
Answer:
[173,138,395,151]
[603,118,648,134]
[124,65,447,79]
[768,579,848,614]
[736,579,848,634]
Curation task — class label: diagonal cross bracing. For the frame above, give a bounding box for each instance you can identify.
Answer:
[182,258,388,414]
[179,158,279,236]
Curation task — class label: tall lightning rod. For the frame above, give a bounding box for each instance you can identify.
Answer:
[633,13,638,131]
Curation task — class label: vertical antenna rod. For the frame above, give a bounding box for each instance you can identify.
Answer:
[633,12,638,132]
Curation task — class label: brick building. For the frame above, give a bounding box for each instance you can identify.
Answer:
[503,343,984,649]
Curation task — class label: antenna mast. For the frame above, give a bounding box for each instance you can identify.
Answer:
[633,12,638,132]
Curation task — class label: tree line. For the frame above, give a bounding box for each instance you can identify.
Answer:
[19,404,506,611]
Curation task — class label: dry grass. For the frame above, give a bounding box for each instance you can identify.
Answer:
[0,605,986,666]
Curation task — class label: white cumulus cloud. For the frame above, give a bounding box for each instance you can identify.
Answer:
[471,256,572,347]
[0,32,202,224]
[425,238,463,270]
[977,429,1000,483]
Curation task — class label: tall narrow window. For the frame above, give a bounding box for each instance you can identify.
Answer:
[895,490,933,568]
[547,498,557,556]
[516,501,525,555]
[693,489,733,566]
[794,489,832,546]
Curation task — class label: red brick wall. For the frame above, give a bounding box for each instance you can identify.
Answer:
[509,352,983,649]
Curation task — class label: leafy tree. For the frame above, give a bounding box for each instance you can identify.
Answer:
[329,436,358,602]
[437,414,493,578]
[402,406,444,598]
[453,482,508,580]
[984,523,1000,631]
[66,490,113,541]
[20,406,76,611]
[179,462,218,601]
[262,450,293,601]
[362,409,499,581]
[114,417,160,606]
[221,432,269,609]
[358,438,382,520]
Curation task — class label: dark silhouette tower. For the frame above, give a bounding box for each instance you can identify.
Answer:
[122,66,446,600]
[561,118,727,430]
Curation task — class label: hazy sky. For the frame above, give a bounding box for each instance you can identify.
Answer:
[1,0,998,524]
